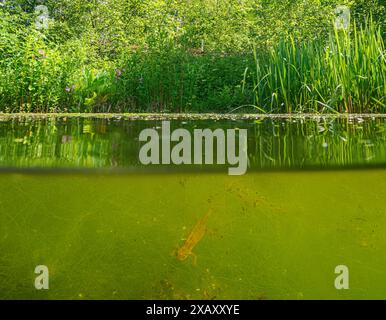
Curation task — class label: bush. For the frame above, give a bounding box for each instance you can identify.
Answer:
[0,0,385,113]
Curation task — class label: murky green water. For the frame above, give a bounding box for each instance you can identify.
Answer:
[0,115,386,300]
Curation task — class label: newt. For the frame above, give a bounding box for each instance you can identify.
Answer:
[176,209,212,265]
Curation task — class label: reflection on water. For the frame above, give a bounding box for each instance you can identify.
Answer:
[0,115,385,170]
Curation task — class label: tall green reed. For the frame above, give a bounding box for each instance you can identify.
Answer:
[251,19,386,113]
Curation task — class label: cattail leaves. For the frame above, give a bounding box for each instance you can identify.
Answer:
[250,19,386,113]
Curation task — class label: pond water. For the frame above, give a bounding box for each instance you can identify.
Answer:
[0,114,386,299]
[0,114,385,170]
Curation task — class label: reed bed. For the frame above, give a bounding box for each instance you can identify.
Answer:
[250,20,386,113]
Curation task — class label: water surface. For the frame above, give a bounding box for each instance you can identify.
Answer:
[0,115,385,170]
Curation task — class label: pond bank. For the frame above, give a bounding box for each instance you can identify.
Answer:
[0,113,386,121]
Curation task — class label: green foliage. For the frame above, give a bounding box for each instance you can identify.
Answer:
[0,0,385,113]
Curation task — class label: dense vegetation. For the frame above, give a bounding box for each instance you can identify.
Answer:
[0,0,385,113]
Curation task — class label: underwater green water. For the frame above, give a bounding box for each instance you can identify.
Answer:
[0,115,386,300]
[0,170,386,300]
